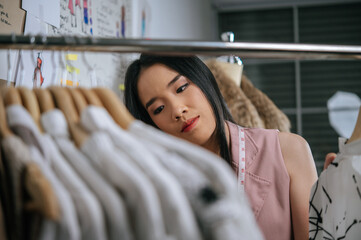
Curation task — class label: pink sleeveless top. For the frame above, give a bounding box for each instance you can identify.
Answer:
[227,121,292,240]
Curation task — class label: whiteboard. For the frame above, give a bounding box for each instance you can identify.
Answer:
[5,0,150,98]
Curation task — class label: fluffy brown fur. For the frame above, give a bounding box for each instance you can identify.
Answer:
[241,74,291,132]
[205,59,265,128]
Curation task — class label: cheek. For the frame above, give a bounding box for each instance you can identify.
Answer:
[190,89,214,118]
[149,112,172,132]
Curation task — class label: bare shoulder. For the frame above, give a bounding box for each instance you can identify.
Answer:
[278,132,316,176]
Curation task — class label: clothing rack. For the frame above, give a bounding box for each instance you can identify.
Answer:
[1,34,361,60]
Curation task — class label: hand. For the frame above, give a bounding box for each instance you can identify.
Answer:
[323,152,337,170]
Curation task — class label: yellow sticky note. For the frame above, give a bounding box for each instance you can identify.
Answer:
[66,65,80,74]
[60,79,79,86]
[65,54,78,61]
[119,84,125,91]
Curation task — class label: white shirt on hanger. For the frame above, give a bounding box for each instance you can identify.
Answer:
[6,105,80,240]
[128,119,264,240]
[41,109,129,240]
[129,120,238,198]
[42,133,106,240]
[309,137,361,240]
[80,106,202,240]
[1,134,57,240]
[80,130,166,240]
[142,139,252,240]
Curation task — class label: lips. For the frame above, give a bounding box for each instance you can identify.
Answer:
[181,116,200,132]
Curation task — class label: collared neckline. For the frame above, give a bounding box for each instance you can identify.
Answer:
[338,137,361,157]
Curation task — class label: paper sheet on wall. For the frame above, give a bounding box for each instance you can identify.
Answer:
[0,0,25,82]
[10,0,145,93]
[0,0,25,34]
[12,13,55,88]
[22,0,60,28]
[45,0,138,90]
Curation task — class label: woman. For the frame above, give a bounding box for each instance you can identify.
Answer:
[124,54,318,240]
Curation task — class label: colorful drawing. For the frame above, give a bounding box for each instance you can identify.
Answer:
[68,0,74,15]
[33,52,44,87]
[141,10,145,38]
[121,5,125,38]
[83,0,88,24]
[68,0,76,27]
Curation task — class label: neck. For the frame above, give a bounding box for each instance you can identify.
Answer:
[202,121,230,156]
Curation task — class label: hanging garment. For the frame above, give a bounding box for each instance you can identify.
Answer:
[227,120,292,240]
[41,109,128,240]
[0,136,23,240]
[80,132,165,240]
[240,75,291,132]
[0,148,6,240]
[205,59,265,128]
[80,106,263,240]
[138,137,262,240]
[127,120,264,239]
[0,198,6,240]
[6,105,80,240]
[309,138,361,240]
[11,104,105,240]
[0,146,9,240]
[80,106,203,240]
[42,134,106,240]
[129,120,237,197]
[1,134,59,240]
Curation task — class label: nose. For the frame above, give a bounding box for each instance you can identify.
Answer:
[172,105,188,121]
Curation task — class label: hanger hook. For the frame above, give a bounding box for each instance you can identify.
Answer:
[51,51,59,86]
[16,50,26,87]
[7,49,13,86]
[59,51,68,87]
[81,51,97,87]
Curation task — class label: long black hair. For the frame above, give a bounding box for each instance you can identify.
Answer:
[124,54,235,165]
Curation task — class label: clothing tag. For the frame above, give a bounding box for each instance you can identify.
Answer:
[238,128,246,193]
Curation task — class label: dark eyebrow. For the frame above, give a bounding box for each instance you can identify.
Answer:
[145,98,156,109]
[167,74,182,87]
[145,74,182,109]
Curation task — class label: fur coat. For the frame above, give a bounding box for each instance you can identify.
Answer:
[205,59,265,129]
[205,59,291,132]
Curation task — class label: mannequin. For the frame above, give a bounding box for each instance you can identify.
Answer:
[205,59,265,128]
[218,31,244,86]
[215,60,243,87]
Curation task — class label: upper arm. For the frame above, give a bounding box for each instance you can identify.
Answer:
[278,132,318,240]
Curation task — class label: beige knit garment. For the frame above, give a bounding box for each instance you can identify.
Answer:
[241,74,291,132]
[205,59,265,129]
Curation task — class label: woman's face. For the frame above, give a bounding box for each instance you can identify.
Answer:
[137,63,217,148]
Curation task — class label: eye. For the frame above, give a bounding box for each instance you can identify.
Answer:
[153,105,164,115]
[176,83,189,93]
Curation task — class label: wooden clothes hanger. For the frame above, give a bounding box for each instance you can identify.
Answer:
[348,106,361,143]
[67,87,87,116]
[48,86,89,147]
[0,89,14,138]
[1,88,60,220]
[3,87,22,106]
[92,87,134,129]
[78,87,103,107]
[17,87,43,133]
[33,88,55,113]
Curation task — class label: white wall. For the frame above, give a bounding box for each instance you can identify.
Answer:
[147,0,217,40]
